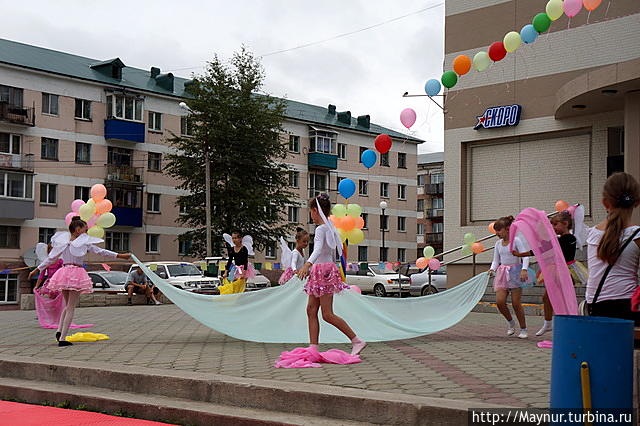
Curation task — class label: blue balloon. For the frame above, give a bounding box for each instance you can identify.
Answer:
[424,79,441,97]
[520,24,538,44]
[361,149,377,169]
[338,178,356,199]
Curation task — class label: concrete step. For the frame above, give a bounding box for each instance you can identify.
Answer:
[0,355,505,426]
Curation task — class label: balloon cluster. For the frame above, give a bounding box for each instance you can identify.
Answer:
[330,203,365,246]
[360,134,393,169]
[416,245,440,271]
[65,184,116,238]
[461,233,484,256]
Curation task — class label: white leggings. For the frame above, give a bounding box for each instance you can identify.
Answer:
[57,290,80,340]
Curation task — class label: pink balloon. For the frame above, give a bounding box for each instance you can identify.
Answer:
[65,212,76,226]
[428,258,441,271]
[90,184,107,202]
[566,205,577,216]
[349,285,362,294]
[400,108,417,129]
[87,214,99,228]
[70,199,85,213]
[564,0,582,17]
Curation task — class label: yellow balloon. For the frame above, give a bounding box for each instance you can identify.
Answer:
[473,51,491,72]
[338,228,348,243]
[96,212,116,228]
[503,31,522,53]
[346,229,364,245]
[87,226,104,239]
[546,0,563,21]
[86,198,96,208]
[79,203,96,221]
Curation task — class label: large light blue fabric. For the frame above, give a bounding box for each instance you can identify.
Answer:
[133,255,489,343]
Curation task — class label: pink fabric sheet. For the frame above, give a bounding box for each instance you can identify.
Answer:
[34,289,93,330]
[274,346,361,368]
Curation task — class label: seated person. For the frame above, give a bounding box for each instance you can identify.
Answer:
[126,267,161,305]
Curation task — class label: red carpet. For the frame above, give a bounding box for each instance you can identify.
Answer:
[0,401,172,425]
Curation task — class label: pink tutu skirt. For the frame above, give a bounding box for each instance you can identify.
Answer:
[279,267,296,285]
[236,263,256,279]
[493,264,534,291]
[304,262,349,297]
[47,265,93,294]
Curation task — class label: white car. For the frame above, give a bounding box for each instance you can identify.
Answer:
[409,266,448,296]
[345,263,411,297]
[245,270,271,291]
[88,271,128,293]
[128,262,220,291]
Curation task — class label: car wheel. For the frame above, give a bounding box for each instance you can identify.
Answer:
[373,284,387,297]
[421,285,438,296]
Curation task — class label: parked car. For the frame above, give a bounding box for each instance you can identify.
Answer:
[409,266,448,296]
[88,271,128,293]
[128,262,219,291]
[345,263,411,297]
[200,257,271,291]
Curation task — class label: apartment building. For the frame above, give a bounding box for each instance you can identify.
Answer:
[416,152,444,259]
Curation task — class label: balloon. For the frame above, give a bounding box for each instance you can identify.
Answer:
[341,216,356,231]
[463,233,476,245]
[424,79,441,97]
[346,204,362,218]
[416,257,429,269]
[583,0,602,11]
[86,198,96,209]
[65,212,76,226]
[471,242,485,254]
[564,0,582,17]
[488,42,507,62]
[472,51,491,72]
[555,200,569,212]
[87,214,99,228]
[423,246,435,259]
[355,217,365,230]
[96,212,116,228]
[428,258,441,271]
[87,226,104,239]
[90,184,107,202]
[71,199,85,213]
[441,71,458,89]
[79,203,96,221]
[332,204,347,217]
[566,205,577,216]
[338,179,356,199]
[400,108,416,129]
[349,285,362,294]
[532,13,551,33]
[520,24,539,44]
[461,245,472,256]
[374,134,392,154]
[488,222,496,234]
[329,215,338,225]
[546,0,564,20]
[503,31,521,53]
[346,229,364,245]
[95,199,113,215]
[338,228,348,243]
[385,262,394,271]
[452,55,472,76]
[361,149,377,169]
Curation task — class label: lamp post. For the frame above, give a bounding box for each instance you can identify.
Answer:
[179,102,212,258]
[379,201,387,262]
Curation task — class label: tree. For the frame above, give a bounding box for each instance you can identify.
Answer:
[166,47,296,257]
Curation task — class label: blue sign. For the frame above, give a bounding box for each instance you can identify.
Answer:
[474,104,522,130]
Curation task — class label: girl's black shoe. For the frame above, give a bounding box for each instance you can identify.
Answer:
[55,332,61,341]
[58,341,73,347]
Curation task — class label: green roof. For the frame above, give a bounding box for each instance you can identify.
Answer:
[0,38,423,143]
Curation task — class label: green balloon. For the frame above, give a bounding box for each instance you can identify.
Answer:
[441,71,458,89]
[346,204,362,218]
[461,244,472,256]
[463,233,476,245]
[532,13,551,33]
[423,246,435,258]
[332,204,347,218]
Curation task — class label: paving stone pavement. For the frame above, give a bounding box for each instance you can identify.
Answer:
[0,305,552,408]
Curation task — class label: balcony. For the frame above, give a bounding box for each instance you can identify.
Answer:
[426,208,444,219]
[0,153,34,172]
[425,183,444,195]
[0,103,35,126]
[104,118,145,143]
[417,211,425,220]
[0,198,34,220]
[425,232,443,244]
[111,206,143,227]
[106,165,143,183]
[308,152,337,170]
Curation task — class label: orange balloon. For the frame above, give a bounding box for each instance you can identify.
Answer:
[95,199,113,215]
[355,217,365,230]
[90,184,107,202]
[583,0,602,11]
[332,216,343,228]
[453,55,472,76]
[555,200,569,212]
[471,242,485,254]
[341,215,356,231]
[416,257,428,269]
[488,222,496,234]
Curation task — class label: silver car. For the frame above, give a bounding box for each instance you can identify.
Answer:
[345,264,411,297]
[408,266,447,296]
[88,271,128,293]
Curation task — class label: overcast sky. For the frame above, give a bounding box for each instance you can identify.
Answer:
[2,0,444,153]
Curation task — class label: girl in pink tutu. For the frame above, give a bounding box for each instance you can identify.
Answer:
[29,217,131,346]
[278,228,309,284]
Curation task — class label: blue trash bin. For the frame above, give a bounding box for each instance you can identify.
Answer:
[550,315,634,424]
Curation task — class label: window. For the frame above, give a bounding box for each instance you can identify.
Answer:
[338,143,347,160]
[0,226,20,248]
[146,234,160,253]
[147,193,160,213]
[380,182,389,198]
[417,199,425,211]
[397,216,406,232]
[107,146,132,166]
[380,152,389,167]
[75,186,90,201]
[432,197,444,209]
[178,238,192,256]
[432,222,444,233]
[265,242,276,258]
[75,142,91,164]
[148,152,162,171]
[361,213,368,229]
[74,99,91,120]
[309,130,337,154]
[111,187,140,208]
[0,133,20,154]
[397,248,406,263]
[106,94,143,121]
[417,174,427,185]
[398,153,407,169]
[380,215,389,231]
[379,247,388,262]
[40,183,57,205]
[359,147,367,163]
[42,93,59,115]
[39,227,56,243]
[417,223,425,235]
[0,172,33,199]
[359,179,368,196]
[180,116,193,136]
[289,135,300,153]
[358,246,368,262]
[0,85,23,106]
[148,111,162,131]
[0,274,18,303]
[288,206,299,223]
[106,232,130,252]
[398,184,407,200]
[179,202,188,216]
[308,173,327,197]
[431,173,444,184]
[41,137,58,160]
[289,171,299,188]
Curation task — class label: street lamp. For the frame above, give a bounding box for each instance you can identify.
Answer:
[179,102,212,258]
[379,201,388,262]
